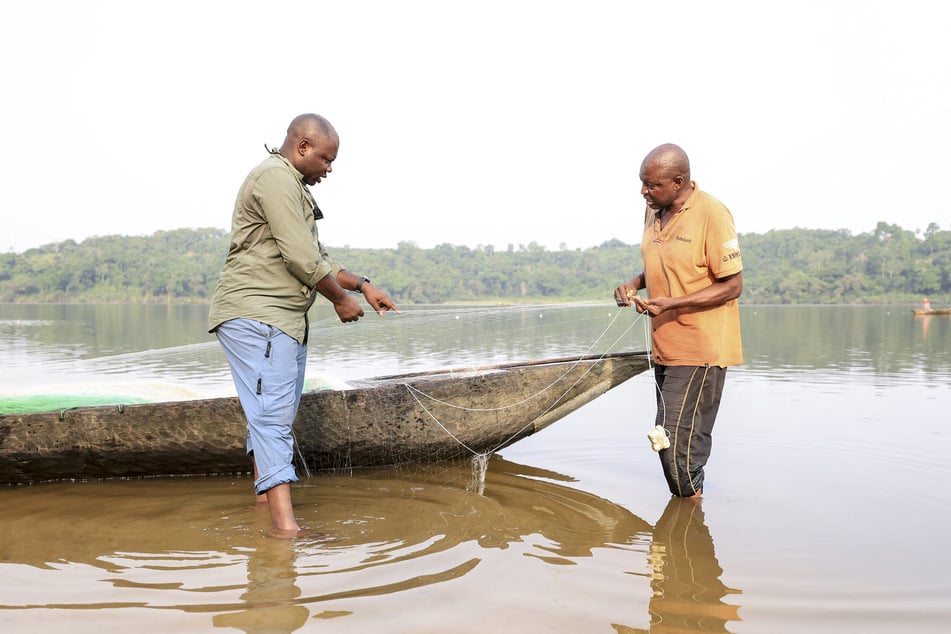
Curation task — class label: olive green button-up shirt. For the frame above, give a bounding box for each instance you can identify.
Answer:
[208,151,344,343]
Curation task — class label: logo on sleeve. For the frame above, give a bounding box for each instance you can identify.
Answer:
[721,238,742,262]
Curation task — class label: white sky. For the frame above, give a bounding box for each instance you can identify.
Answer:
[2,0,949,254]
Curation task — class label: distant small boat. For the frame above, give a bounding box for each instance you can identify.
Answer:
[0,351,650,485]
[912,308,951,316]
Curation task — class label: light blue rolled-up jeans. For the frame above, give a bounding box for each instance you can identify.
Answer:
[215,318,306,494]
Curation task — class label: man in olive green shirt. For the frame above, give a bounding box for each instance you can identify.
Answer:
[209,113,398,538]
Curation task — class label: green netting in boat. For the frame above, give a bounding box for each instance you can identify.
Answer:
[0,395,151,415]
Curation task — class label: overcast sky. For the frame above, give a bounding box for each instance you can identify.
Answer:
[3,0,948,254]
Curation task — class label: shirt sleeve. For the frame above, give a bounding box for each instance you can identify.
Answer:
[253,167,325,288]
[315,236,345,283]
[708,208,743,279]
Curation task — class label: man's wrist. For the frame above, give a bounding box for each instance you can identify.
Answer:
[355,276,370,292]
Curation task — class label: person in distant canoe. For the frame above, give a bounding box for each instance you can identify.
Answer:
[209,113,399,538]
[922,298,931,311]
[614,144,743,498]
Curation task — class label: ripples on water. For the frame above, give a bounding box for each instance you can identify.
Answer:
[0,459,660,633]
[1,303,950,632]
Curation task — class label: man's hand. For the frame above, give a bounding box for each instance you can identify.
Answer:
[361,284,400,316]
[332,294,365,323]
[636,296,675,316]
[614,285,637,307]
[633,272,742,317]
[315,274,365,323]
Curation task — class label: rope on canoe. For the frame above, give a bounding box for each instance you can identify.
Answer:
[58,403,126,421]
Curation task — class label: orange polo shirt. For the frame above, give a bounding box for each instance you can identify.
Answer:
[640,182,743,367]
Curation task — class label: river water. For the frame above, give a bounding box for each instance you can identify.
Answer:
[1,303,949,633]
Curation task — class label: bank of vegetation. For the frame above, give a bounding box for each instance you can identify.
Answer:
[1,222,949,305]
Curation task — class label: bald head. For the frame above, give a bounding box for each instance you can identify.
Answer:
[280,113,340,186]
[282,114,338,151]
[641,143,690,182]
[638,144,694,213]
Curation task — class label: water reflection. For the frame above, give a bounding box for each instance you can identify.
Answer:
[0,303,651,402]
[0,457,746,631]
[299,456,653,560]
[643,498,741,633]
[213,536,309,633]
[3,304,948,404]
[2,302,947,632]
[919,314,932,339]
[741,305,951,380]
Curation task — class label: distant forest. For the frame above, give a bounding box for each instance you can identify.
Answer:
[1,221,949,305]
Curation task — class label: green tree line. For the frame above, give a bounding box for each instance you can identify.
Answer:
[1,222,949,305]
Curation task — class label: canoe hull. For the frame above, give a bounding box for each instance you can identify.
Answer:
[912,308,951,316]
[0,352,650,484]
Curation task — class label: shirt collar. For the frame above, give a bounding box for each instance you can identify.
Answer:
[653,180,700,218]
[265,146,324,219]
[266,145,307,184]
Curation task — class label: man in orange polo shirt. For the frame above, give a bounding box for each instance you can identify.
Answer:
[615,143,743,498]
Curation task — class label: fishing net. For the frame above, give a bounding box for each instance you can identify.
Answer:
[1,304,652,486]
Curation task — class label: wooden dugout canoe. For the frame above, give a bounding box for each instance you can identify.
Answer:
[911,308,951,316]
[0,351,650,485]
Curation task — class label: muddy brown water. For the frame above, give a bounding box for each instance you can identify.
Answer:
[1,303,949,633]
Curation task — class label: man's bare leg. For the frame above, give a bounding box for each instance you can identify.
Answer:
[253,460,317,540]
[252,461,268,506]
[264,482,301,537]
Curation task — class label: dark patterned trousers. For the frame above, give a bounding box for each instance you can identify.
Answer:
[653,364,727,497]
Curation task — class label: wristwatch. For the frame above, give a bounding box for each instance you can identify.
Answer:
[355,276,370,292]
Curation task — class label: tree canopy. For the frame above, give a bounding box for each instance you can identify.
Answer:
[1,222,949,305]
